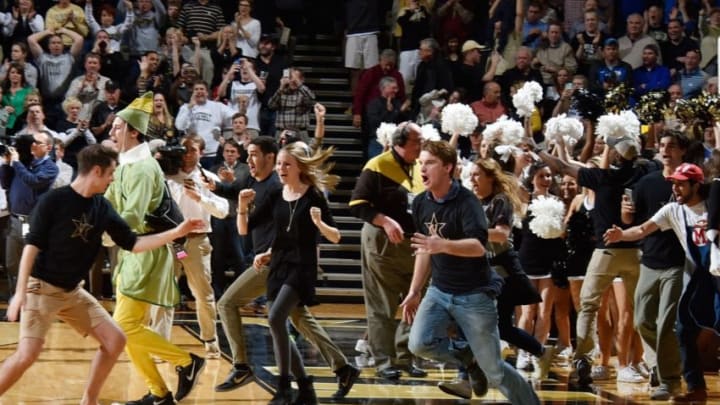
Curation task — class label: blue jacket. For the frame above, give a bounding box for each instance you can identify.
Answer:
[0,157,58,215]
[633,64,672,98]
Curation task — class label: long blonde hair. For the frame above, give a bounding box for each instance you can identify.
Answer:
[283,143,339,193]
[474,158,523,219]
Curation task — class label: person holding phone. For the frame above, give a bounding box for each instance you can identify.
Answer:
[216,58,265,139]
[55,96,98,172]
[268,67,316,142]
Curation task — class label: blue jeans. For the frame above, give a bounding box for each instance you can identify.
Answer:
[409,286,539,405]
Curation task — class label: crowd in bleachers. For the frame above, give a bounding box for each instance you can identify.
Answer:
[1,0,720,403]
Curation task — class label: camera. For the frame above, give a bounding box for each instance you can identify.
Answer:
[98,41,107,50]
[156,141,186,176]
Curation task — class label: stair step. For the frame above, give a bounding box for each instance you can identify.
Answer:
[295,44,341,53]
[305,77,349,86]
[332,150,363,158]
[296,66,348,75]
[316,287,364,297]
[312,125,360,134]
[319,101,351,109]
[318,272,362,281]
[315,90,352,99]
[333,162,364,171]
[323,137,361,146]
[318,257,361,267]
[328,202,348,210]
[340,229,361,238]
[333,215,363,224]
[319,243,361,251]
[293,55,343,63]
[323,113,353,121]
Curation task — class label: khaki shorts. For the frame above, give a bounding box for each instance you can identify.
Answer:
[20,277,113,340]
[345,34,379,69]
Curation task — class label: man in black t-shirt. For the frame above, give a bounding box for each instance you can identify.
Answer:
[0,144,203,404]
[401,141,538,403]
[539,134,657,385]
[621,132,688,399]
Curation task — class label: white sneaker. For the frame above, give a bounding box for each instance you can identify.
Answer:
[555,346,573,360]
[516,350,531,371]
[634,362,651,378]
[355,339,370,354]
[590,365,612,380]
[205,340,221,359]
[616,366,645,383]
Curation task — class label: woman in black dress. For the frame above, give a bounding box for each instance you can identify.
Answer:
[237,143,341,405]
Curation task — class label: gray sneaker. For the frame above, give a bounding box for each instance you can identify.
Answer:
[438,378,471,399]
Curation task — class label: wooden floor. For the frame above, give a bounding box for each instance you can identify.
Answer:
[1,302,720,404]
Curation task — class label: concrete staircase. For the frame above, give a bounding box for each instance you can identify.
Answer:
[295,35,365,301]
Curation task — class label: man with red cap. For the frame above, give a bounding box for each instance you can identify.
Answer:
[604,163,720,403]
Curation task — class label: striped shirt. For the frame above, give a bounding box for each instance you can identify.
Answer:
[177,1,225,36]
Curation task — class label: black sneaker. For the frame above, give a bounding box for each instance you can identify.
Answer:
[332,364,361,399]
[574,358,593,386]
[467,362,489,397]
[175,353,205,401]
[126,392,175,405]
[215,364,255,392]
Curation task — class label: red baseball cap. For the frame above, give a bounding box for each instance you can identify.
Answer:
[666,163,704,183]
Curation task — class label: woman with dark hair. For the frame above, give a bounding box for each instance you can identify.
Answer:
[237,143,341,404]
[516,161,566,378]
[0,42,38,88]
[1,62,32,135]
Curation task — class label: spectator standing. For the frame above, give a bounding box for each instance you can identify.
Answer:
[233,0,261,60]
[1,0,43,57]
[0,128,58,295]
[125,51,171,100]
[366,77,410,158]
[571,10,608,75]
[89,80,127,143]
[587,38,633,95]
[677,49,708,99]
[396,0,431,89]
[522,2,548,50]
[411,38,453,114]
[145,92,174,142]
[344,0,381,94]
[255,35,287,137]
[176,0,226,87]
[434,0,475,45]
[0,42,38,89]
[175,80,235,168]
[55,97,97,172]
[27,27,84,127]
[632,44,671,99]
[44,0,88,46]
[453,40,487,103]
[117,0,166,58]
[212,25,241,88]
[534,23,578,87]
[268,68,316,142]
[91,30,128,84]
[217,58,266,138]
[85,0,134,52]
[661,18,699,77]
[618,14,661,69]
[65,52,111,114]
[1,62,32,134]
[352,49,405,129]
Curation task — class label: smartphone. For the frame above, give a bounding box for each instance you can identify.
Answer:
[282,68,290,78]
[624,188,633,204]
[564,82,574,91]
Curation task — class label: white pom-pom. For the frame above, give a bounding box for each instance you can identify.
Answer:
[459,158,475,191]
[482,115,525,146]
[441,103,478,136]
[494,144,523,162]
[528,195,566,239]
[420,124,441,141]
[595,110,640,142]
[376,122,397,148]
[513,81,543,118]
[545,114,584,143]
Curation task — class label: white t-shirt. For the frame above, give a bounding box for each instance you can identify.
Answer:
[175,100,235,156]
[229,80,260,131]
[651,201,708,268]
